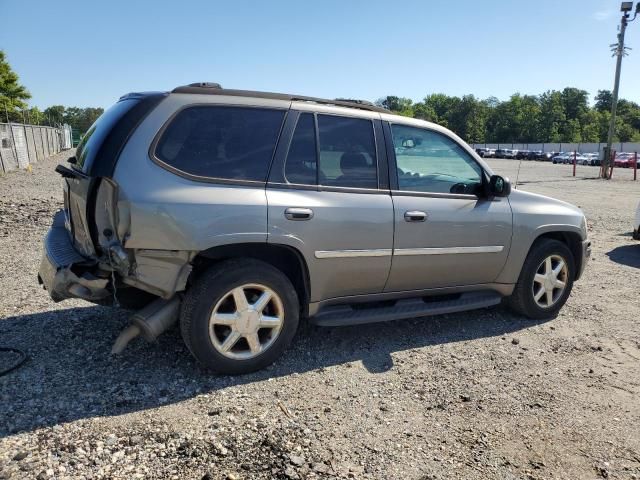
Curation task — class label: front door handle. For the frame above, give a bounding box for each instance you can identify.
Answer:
[404,210,427,222]
[285,207,314,221]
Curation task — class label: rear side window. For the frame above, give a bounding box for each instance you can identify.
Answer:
[155,106,285,182]
[317,115,377,189]
[284,113,317,185]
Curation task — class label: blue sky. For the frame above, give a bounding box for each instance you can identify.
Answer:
[2,0,639,109]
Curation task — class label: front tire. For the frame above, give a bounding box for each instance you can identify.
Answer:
[506,239,575,319]
[180,259,299,374]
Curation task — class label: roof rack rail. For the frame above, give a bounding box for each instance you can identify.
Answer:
[334,98,377,107]
[186,82,222,89]
[170,83,389,113]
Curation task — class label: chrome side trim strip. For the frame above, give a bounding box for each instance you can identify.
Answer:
[394,246,504,256]
[315,249,392,259]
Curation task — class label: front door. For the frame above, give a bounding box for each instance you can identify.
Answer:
[384,122,512,292]
[267,110,394,302]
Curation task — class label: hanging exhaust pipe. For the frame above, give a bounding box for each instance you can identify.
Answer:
[111,296,181,354]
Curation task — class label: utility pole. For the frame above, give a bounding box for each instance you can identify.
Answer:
[603,2,639,179]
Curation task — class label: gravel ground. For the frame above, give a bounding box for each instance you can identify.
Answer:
[1,151,639,480]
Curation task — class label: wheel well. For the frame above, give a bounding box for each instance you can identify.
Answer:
[190,243,310,316]
[532,231,583,279]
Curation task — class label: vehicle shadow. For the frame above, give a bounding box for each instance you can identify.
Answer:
[606,244,640,268]
[0,303,549,438]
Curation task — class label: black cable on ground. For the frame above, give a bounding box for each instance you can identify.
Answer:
[0,347,27,376]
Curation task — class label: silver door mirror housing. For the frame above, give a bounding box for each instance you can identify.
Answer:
[489,175,511,197]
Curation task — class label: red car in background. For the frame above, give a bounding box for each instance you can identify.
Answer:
[613,152,637,168]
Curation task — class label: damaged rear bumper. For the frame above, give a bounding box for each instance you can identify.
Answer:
[38,211,111,302]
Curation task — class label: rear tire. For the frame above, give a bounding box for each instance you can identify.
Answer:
[180,259,299,374]
[506,239,575,320]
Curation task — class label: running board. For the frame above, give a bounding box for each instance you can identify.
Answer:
[310,291,502,327]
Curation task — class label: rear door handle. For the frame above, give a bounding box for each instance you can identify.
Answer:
[404,210,427,222]
[285,207,314,221]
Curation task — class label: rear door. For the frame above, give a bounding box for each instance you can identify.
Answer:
[267,108,394,302]
[383,121,512,292]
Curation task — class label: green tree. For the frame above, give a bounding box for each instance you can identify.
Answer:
[376,96,414,116]
[594,90,612,113]
[373,86,640,144]
[560,87,589,120]
[447,95,490,143]
[412,102,437,121]
[486,94,538,143]
[580,109,602,142]
[44,105,65,125]
[27,107,45,125]
[537,91,565,142]
[63,106,104,133]
[0,50,31,118]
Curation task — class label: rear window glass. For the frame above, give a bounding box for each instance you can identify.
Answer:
[155,106,285,182]
[76,98,139,172]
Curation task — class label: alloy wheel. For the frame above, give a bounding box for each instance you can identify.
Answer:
[532,255,568,308]
[209,283,284,360]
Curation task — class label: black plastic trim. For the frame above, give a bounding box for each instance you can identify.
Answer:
[267,110,299,185]
[310,291,502,327]
[90,93,167,177]
[391,190,479,200]
[382,121,399,190]
[374,120,389,190]
[267,182,389,195]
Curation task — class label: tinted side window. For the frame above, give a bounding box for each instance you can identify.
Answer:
[391,124,482,194]
[284,113,317,185]
[317,115,377,189]
[155,106,285,182]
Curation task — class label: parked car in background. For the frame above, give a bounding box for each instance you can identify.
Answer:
[614,152,634,168]
[538,151,554,161]
[552,152,568,164]
[559,152,583,165]
[582,153,599,166]
[37,82,592,374]
[475,147,496,158]
[574,154,589,165]
[515,150,530,160]
[495,148,517,159]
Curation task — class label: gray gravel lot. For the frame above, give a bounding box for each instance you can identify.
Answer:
[1,151,639,479]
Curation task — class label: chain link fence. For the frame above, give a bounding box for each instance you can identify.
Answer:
[0,123,72,173]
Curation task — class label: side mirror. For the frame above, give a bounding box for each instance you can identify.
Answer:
[488,175,511,197]
[67,156,77,164]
